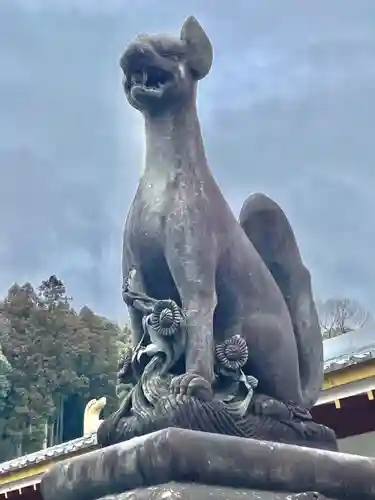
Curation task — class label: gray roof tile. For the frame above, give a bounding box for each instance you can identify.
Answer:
[0,433,97,477]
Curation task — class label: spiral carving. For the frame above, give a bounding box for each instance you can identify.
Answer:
[216,335,248,370]
[150,299,183,337]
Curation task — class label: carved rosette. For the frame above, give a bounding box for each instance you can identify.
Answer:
[215,335,248,370]
[150,299,183,337]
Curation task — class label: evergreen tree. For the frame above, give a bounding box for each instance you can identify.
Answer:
[0,275,130,459]
[0,315,12,403]
[78,307,121,414]
[34,276,89,444]
[0,283,48,458]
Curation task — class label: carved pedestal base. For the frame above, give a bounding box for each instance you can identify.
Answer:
[41,428,375,500]
[97,393,337,451]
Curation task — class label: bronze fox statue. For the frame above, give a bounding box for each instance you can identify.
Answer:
[120,16,323,410]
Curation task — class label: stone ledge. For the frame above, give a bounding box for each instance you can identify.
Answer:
[97,483,333,500]
[40,428,375,500]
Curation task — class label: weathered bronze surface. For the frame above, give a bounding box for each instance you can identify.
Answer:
[120,15,322,409]
[98,16,335,450]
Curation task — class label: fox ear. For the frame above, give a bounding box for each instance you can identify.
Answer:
[180,16,213,80]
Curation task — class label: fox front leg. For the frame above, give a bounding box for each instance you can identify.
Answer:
[166,232,217,401]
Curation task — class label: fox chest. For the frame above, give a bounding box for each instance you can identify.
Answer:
[125,186,170,253]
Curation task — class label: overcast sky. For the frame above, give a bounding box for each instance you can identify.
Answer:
[1,0,375,323]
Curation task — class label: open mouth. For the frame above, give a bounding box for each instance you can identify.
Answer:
[127,66,173,99]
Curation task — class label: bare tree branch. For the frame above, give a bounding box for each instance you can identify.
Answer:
[316,298,371,339]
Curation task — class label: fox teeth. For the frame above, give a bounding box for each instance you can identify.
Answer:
[131,72,143,85]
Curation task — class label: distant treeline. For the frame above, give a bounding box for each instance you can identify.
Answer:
[0,275,130,461]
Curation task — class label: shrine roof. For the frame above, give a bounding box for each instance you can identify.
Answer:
[0,433,97,480]
[323,325,375,374]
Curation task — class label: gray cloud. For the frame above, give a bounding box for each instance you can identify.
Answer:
[1,0,375,321]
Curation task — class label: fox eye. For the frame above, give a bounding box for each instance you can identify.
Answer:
[167,54,179,62]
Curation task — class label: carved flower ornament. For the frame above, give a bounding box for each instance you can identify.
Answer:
[150,299,184,337]
[215,334,248,370]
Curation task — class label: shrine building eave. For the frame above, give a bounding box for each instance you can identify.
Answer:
[0,433,97,497]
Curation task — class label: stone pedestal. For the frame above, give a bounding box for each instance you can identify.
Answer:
[40,428,375,500]
[96,484,332,500]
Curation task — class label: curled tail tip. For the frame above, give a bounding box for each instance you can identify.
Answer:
[239,193,289,228]
[240,192,280,212]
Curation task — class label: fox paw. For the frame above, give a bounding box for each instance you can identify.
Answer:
[170,372,213,401]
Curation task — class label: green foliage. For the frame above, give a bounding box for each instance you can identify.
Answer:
[77,307,121,415]
[0,344,11,402]
[0,275,131,460]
